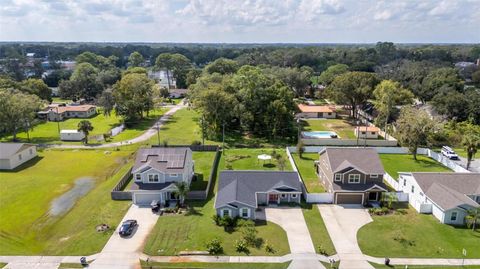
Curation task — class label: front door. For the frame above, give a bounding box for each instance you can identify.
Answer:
[368,192,378,201]
[269,194,279,204]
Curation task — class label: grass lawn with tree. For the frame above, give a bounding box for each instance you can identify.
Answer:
[302,204,336,256]
[379,154,452,180]
[222,148,292,171]
[291,153,324,192]
[302,119,356,139]
[0,148,135,255]
[358,208,480,258]
[190,151,218,191]
[144,152,291,256]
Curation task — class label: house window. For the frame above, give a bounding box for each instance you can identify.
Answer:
[135,174,141,181]
[328,112,332,115]
[222,209,230,217]
[371,132,376,135]
[292,194,298,199]
[411,185,415,193]
[348,174,361,183]
[18,154,22,161]
[334,174,342,182]
[451,212,457,221]
[170,173,178,177]
[241,208,249,218]
[148,174,159,183]
[361,131,366,135]
[370,174,378,178]
[281,194,287,198]
[403,179,406,186]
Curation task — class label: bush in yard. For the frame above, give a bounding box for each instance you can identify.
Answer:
[217,215,237,231]
[205,238,223,255]
[191,140,202,145]
[317,245,328,256]
[240,220,258,247]
[368,207,389,216]
[235,239,249,254]
[264,240,275,253]
[212,214,221,225]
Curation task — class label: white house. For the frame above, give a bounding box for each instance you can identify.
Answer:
[297,104,336,119]
[0,143,37,170]
[130,147,194,205]
[355,126,380,139]
[60,130,85,141]
[398,172,480,225]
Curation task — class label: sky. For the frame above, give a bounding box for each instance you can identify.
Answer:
[0,0,479,43]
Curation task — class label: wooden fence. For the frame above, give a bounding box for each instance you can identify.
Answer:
[111,167,133,200]
[187,146,221,200]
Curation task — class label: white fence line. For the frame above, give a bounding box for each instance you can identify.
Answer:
[427,150,470,173]
[301,138,397,147]
[384,173,400,191]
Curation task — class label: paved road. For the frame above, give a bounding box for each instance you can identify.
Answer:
[263,207,325,269]
[89,205,159,269]
[47,104,186,149]
[456,156,480,173]
[318,205,373,269]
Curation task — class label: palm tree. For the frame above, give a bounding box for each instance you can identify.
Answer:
[77,120,94,144]
[462,129,480,170]
[174,181,189,207]
[465,207,480,231]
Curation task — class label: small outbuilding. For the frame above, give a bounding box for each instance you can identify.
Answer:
[354,126,380,139]
[0,143,37,170]
[60,130,85,141]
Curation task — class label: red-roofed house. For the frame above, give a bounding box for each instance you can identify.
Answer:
[297,104,336,119]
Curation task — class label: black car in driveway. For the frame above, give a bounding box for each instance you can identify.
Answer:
[119,219,137,236]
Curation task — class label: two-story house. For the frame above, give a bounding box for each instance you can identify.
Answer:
[130,147,194,205]
[398,172,480,225]
[316,148,387,204]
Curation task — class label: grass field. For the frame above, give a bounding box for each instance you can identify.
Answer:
[302,119,356,139]
[190,151,218,191]
[1,108,165,145]
[140,261,291,269]
[0,149,134,255]
[370,263,480,269]
[302,204,336,256]
[222,148,292,171]
[379,154,452,180]
[358,208,480,258]
[291,153,324,193]
[144,152,291,256]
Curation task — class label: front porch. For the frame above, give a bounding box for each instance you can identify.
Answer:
[265,191,301,205]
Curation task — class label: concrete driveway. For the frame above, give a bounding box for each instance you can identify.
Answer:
[318,205,373,269]
[89,204,159,269]
[263,207,325,269]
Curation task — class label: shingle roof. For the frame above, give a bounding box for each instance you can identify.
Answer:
[298,104,335,113]
[215,171,302,209]
[322,148,385,174]
[0,143,35,159]
[46,105,96,114]
[412,172,480,210]
[132,147,192,174]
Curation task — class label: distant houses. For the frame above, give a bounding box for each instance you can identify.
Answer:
[0,143,37,170]
[37,104,97,121]
[297,104,336,119]
[354,126,380,139]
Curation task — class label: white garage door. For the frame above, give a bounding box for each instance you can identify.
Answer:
[133,192,162,205]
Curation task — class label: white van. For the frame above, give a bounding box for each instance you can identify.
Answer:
[441,146,459,160]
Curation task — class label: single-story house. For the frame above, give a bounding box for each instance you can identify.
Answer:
[169,89,188,99]
[38,104,97,121]
[316,148,387,204]
[297,104,336,119]
[354,126,380,139]
[398,172,480,225]
[60,130,85,141]
[0,143,37,170]
[130,147,194,205]
[215,171,302,220]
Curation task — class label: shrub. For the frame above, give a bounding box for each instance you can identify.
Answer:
[317,245,328,255]
[264,240,275,253]
[225,161,233,170]
[205,238,223,255]
[240,221,258,247]
[212,214,221,225]
[368,207,390,216]
[191,140,202,146]
[235,239,249,253]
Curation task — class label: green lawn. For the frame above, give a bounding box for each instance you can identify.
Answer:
[140,261,291,269]
[302,119,356,139]
[302,204,336,256]
[0,263,6,268]
[291,153,324,193]
[358,208,480,258]
[222,148,292,171]
[0,149,134,255]
[190,151,218,191]
[144,152,291,256]
[379,154,452,180]
[1,108,165,145]
[370,263,480,269]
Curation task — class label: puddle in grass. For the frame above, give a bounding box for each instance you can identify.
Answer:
[49,177,94,216]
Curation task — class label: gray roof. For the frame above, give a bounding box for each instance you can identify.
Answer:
[132,147,192,174]
[0,143,35,159]
[412,172,480,211]
[321,148,384,174]
[215,171,302,209]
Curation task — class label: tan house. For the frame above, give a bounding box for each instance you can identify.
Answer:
[355,126,380,139]
[297,104,336,119]
[0,143,37,170]
[316,148,387,204]
[38,104,97,121]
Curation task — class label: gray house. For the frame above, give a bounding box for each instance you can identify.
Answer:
[317,148,387,204]
[130,147,194,205]
[215,171,302,220]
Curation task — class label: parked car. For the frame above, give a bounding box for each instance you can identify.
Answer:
[441,146,459,160]
[119,219,137,236]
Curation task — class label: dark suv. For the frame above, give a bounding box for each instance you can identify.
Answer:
[119,219,137,236]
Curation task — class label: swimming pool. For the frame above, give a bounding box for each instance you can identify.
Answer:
[302,131,339,139]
